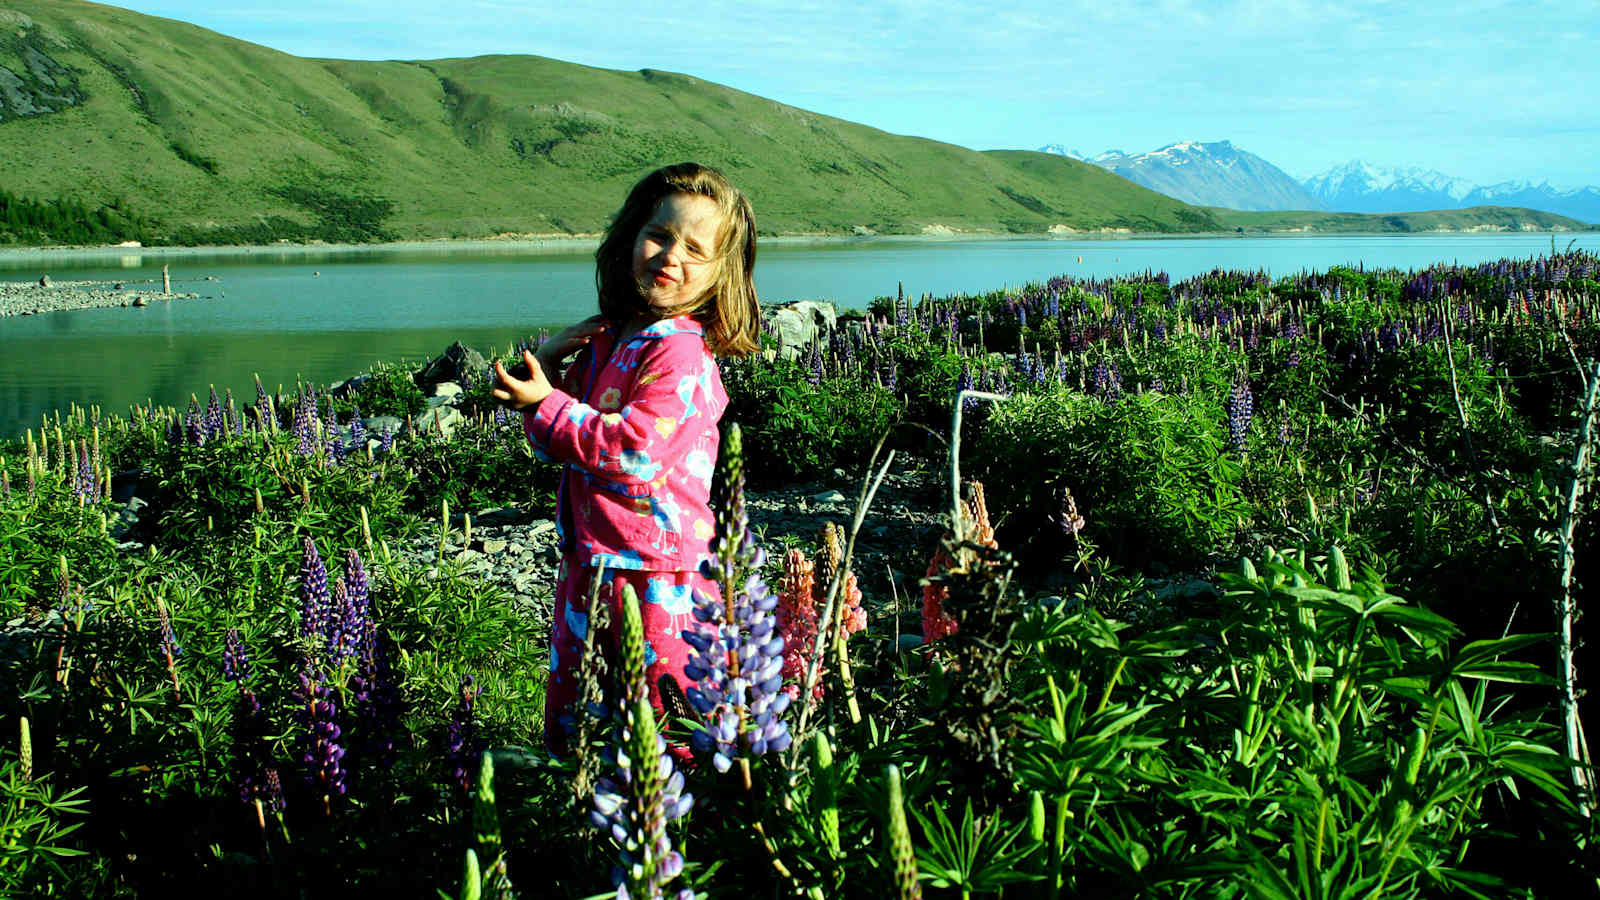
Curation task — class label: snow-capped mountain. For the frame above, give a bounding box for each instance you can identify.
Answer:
[1302,161,1474,212]
[1304,162,1600,223]
[1038,144,1090,161]
[1041,140,1326,211]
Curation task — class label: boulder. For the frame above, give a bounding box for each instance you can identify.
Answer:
[764,300,838,358]
[364,415,403,436]
[414,342,488,393]
[38,274,51,287]
[411,405,464,438]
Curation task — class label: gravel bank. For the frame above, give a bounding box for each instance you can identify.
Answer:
[0,277,202,318]
[379,470,949,632]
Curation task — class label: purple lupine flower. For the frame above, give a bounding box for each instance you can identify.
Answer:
[76,443,96,504]
[682,425,792,774]
[293,391,318,457]
[295,656,347,811]
[1226,379,1253,453]
[225,628,277,809]
[348,408,367,452]
[254,376,272,432]
[806,341,823,386]
[351,624,402,767]
[445,674,481,792]
[299,537,331,642]
[224,628,251,684]
[264,768,286,812]
[186,397,206,447]
[205,387,224,441]
[328,579,355,662]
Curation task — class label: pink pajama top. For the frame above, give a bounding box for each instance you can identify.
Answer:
[522,315,726,574]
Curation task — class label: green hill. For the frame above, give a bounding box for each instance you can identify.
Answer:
[0,1,1589,244]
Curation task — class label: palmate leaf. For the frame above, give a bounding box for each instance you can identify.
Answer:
[910,798,1042,893]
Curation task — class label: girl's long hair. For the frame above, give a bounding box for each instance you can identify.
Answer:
[595,163,760,357]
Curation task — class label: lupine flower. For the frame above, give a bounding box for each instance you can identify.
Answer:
[299,537,332,643]
[295,656,346,811]
[254,375,273,433]
[886,765,923,900]
[590,583,695,900]
[922,483,997,644]
[681,425,792,773]
[1226,378,1254,453]
[348,407,367,453]
[186,397,206,447]
[292,391,318,457]
[776,549,822,701]
[225,628,278,812]
[445,674,481,792]
[350,628,402,767]
[205,387,224,440]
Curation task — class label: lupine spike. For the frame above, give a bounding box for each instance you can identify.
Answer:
[886,765,922,900]
[813,732,839,859]
[592,582,693,900]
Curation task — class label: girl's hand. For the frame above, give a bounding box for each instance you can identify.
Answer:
[493,350,554,410]
[538,314,608,364]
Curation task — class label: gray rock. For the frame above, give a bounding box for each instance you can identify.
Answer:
[364,415,403,435]
[38,274,51,287]
[131,296,147,307]
[812,490,847,503]
[415,342,488,393]
[433,381,463,400]
[765,300,838,357]
[413,405,463,437]
[479,539,509,554]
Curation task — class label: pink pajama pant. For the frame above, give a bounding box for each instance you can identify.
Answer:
[544,555,715,757]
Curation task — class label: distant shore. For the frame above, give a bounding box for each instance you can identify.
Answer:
[0,227,1589,265]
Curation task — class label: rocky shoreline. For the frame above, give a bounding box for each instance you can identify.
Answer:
[0,276,202,318]
[382,470,949,634]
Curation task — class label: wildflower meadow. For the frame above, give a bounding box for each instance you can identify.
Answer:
[4,247,1600,897]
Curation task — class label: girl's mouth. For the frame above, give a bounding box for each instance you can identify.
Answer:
[652,271,676,286]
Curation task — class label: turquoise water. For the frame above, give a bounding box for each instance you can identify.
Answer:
[1,233,1591,438]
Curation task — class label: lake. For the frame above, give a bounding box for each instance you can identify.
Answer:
[1,232,1593,439]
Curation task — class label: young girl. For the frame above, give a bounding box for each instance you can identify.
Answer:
[492,163,760,754]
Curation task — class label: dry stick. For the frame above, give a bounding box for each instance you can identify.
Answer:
[1556,357,1600,816]
[948,390,1011,545]
[1439,304,1500,531]
[786,434,897,771]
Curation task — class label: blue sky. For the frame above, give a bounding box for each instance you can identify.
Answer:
[114,0,1600,188]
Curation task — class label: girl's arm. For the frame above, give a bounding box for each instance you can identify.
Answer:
[523,335,724,489]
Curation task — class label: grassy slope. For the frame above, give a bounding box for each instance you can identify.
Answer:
[0,1,1589,241]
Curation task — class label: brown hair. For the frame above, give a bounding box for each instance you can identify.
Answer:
[595,162,760,356]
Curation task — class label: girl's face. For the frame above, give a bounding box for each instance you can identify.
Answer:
[631,193,723,317]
